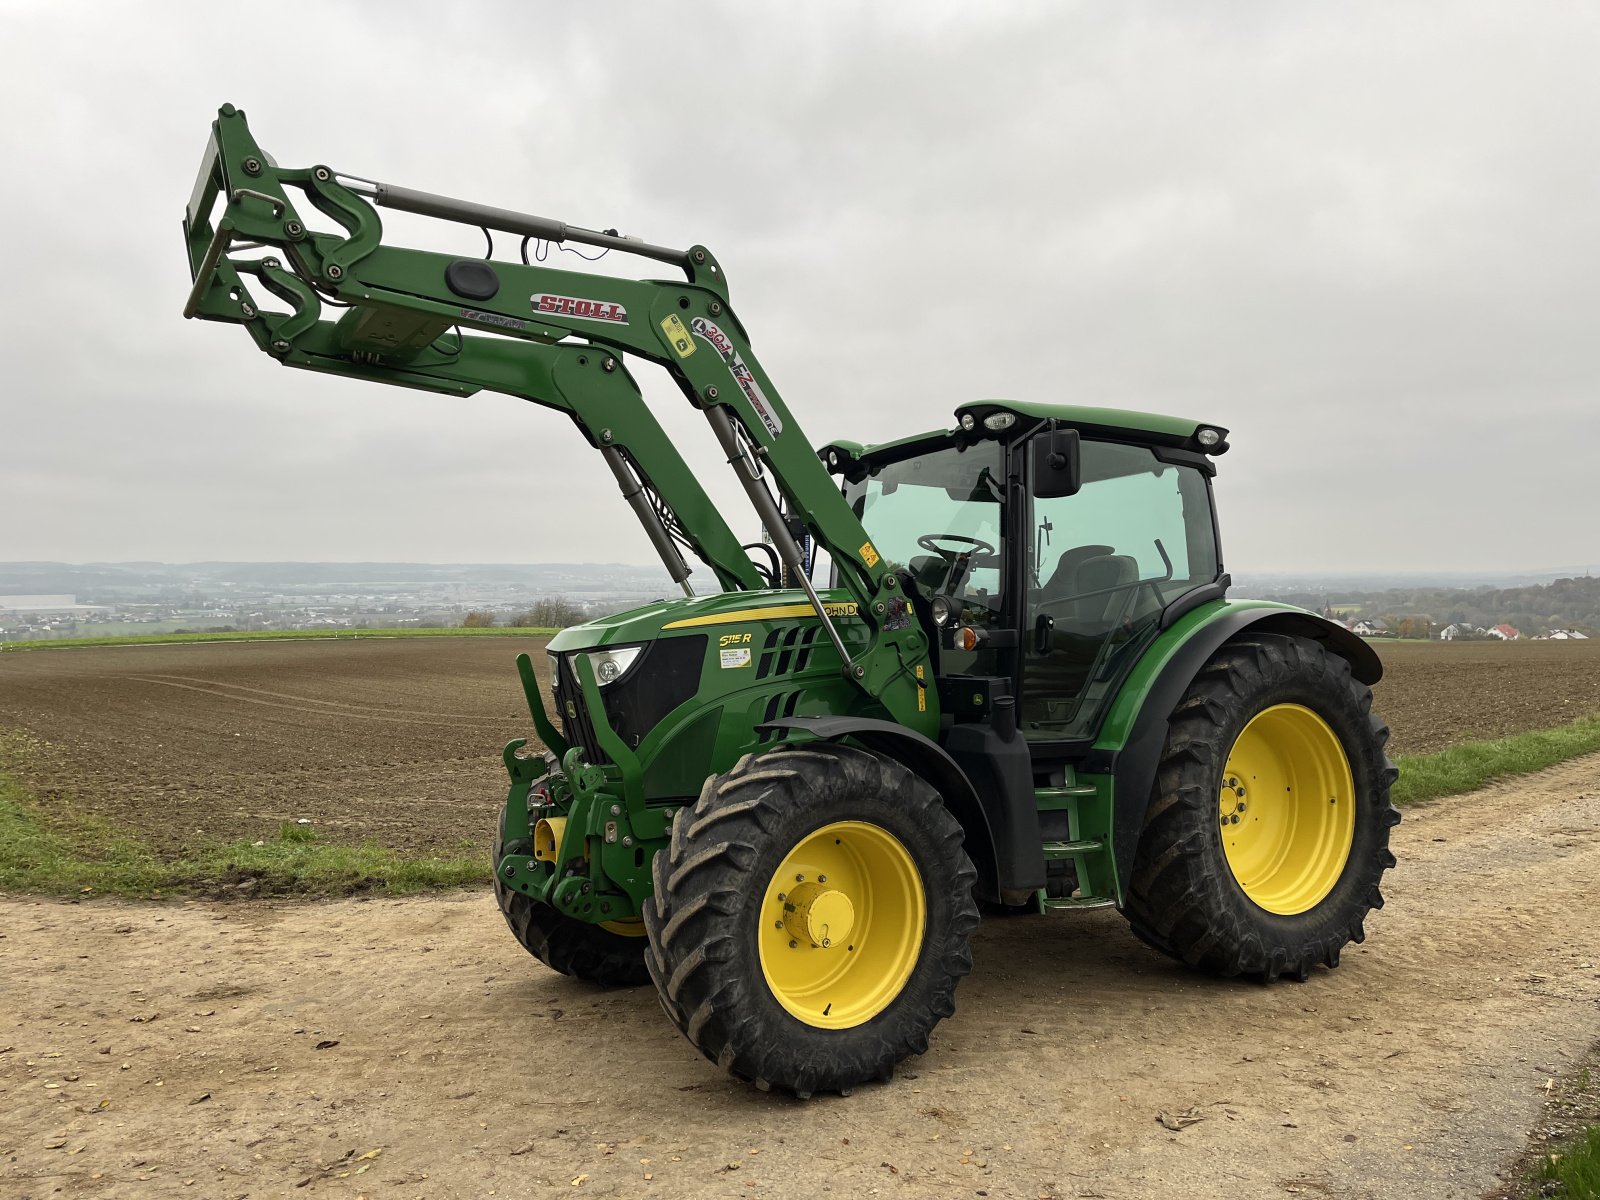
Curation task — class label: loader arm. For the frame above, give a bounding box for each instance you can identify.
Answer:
[183,104,932,725]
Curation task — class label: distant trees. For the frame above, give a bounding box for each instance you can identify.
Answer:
[510,597,588,629]
[1252,576,1600,639]
[461,611,498,628]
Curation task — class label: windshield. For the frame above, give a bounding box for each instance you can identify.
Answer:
[842,440,1005,623]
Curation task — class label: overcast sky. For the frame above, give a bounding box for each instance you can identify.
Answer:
[3,1,1597,576]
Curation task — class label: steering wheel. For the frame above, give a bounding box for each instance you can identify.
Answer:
[916,532,996,560]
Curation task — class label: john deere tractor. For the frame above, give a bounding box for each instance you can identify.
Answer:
[183,106,1399,1097]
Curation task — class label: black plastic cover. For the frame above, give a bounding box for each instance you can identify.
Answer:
[444,259,500,300]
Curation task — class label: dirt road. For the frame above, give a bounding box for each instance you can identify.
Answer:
[4,756,1599,1200]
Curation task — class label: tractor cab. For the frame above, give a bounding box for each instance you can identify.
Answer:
[825,401,1229,747]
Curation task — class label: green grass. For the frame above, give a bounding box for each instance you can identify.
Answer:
[0,626,556,652]
[1537,1125,1600,1197]
[1391,715,1600,806]
[0,776,488,899]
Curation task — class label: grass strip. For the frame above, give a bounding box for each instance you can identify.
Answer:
[0,779,488,899]
[1390,715,1600,805]
[1,626,555,652]
[1534,1123,1600,1198]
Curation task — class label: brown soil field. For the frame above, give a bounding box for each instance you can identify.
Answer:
[3,754,1598,1199]
[0,639,546,860]
[1371,638,1600,754]
[0,637,1596,858]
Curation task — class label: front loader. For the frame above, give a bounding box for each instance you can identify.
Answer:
[182,106,1400,1097]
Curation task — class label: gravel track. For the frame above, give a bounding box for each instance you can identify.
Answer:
[3,755,1598,1199]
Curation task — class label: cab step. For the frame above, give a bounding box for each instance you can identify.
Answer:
[1034,784,1099,811]
[1040,895,1118,911]
[1042,838,1104,858]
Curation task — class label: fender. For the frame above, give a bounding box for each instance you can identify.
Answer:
[757,714,1003,900]
[1092,604,1383,895]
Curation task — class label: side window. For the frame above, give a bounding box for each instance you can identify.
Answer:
[1032,442,1217,611]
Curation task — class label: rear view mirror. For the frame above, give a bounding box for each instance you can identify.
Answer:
[1033,424,1081,498]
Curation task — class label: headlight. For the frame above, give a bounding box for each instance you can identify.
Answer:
[982,412,1016,432]
[583,645,643,687]
[1196,427,1222,448]
[930,595,955,627]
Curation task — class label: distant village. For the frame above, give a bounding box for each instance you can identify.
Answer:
[0,589,645,643]
[1319,610,1589,641]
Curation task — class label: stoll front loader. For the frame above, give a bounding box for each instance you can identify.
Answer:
[183,106,1399,1097]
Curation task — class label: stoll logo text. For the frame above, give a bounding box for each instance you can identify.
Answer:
[531,294,629,323]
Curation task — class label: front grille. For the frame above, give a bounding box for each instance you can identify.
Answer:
[551,636,707,760]
[553,655,605,762]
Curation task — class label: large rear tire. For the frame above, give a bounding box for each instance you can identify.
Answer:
[1124,633,1400,982]
[492,804,650,988]
[643,743,979,1097]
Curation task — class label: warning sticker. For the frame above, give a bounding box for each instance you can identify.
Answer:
[859,541,881,569]
[719,647,753,669]
[661,313,696,358]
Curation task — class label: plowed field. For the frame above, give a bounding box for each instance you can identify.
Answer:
[0,636,1595,856]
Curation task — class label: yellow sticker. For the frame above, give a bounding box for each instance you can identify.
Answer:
[859,541,880,568]
[916,664,926,712]
[660,314,696,358]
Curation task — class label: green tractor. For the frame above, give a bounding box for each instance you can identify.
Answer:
[183,106,1399,1097]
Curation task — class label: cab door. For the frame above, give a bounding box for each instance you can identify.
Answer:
[1020,436,1222,739]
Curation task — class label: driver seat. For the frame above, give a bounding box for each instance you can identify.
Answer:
[1059,553,1139,632]
[1039,544,1113,605]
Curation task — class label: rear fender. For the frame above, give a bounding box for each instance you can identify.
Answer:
[1094,604,1382,894]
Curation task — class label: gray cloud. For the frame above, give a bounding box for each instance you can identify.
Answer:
[3,1,1596,574]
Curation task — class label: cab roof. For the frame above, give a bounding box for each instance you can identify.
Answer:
[820,400,1229,472]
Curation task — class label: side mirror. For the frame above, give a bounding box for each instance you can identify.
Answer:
[1033,424,1081,498]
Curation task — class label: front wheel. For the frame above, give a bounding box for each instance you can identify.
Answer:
[492,808,650,988]
[643,743,979,1097]
[1124,633,1400,981]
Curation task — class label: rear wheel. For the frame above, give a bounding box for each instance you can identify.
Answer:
[492,803,650,987]
[1124,634,1399,981]
[643,743,979,1096]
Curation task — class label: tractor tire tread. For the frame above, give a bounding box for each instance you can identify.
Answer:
[643,741,978,1097]
[492,820,650,988]
[1123,633,1400,981]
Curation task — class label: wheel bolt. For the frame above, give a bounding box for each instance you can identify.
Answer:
[788,940,797,949]
[817,875,827,884]
[1231,814,1240,824]
[796,874,805,882]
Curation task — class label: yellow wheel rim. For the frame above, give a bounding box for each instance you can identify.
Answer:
[1219,704,1356,916]
[757,820,926,1030]
[599,918,646,938]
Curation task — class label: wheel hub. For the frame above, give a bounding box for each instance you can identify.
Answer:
[757,820,926,1030]
[782,881,856,948]
[1217,703,1356,915]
